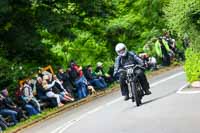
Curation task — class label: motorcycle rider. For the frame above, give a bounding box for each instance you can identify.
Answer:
[113,43,151,101]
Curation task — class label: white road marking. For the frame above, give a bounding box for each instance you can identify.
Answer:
[178,91,200,94]
[177,83,200,94]
[176,83,190,93]
[150,71,185,87]
[51,71,185,133]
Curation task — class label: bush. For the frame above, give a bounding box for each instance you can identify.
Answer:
[184,48,200,82]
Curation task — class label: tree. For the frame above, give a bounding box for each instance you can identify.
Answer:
[164,0,200,82]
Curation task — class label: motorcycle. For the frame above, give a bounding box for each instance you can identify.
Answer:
[119,64,144,106]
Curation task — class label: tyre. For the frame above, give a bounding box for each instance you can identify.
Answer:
[130,81,141,106]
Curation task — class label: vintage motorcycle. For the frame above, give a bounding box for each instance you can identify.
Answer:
[119,64,144,106]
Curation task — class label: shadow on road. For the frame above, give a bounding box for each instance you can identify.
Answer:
[142,90,177,106]
[123,90,177,111]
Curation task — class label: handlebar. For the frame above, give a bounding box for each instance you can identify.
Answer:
[117,64,145,73]
[124,64,145,70]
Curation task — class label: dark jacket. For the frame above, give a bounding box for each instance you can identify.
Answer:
[0,95,16,110]
[113,51,144,76]
[57,72,75,92]
[84,69,96,81]
[36,82,46,98]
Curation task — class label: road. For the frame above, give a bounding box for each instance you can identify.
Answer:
[21,67,200,133]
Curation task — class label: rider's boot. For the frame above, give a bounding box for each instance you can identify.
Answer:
[124,95,130,101]
[144,89,152,95]
[131,96,135,102]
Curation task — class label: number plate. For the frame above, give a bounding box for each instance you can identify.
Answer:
[127,68,133,74]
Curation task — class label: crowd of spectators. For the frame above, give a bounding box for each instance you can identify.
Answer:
[0,60,116,131]
[142,29,187,70]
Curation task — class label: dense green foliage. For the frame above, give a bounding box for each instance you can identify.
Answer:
[0,0,167,91]
[184,49,200,82]
[0,0,200,92]
[164,0,200,82]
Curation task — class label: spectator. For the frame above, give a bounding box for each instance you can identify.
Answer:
[42,76,64,107]
[155,37,171,66]
[182,33,190,49]
[139,53,157,71]
[1,88,27,121]
[15,86,40,117]
[35,77,57,108]
[162,30,175,55]
[0,94,18,125]
[57,67,75,97]
[68,60,88,99]
[52,75,74,102]
[22,80,41,113]
[139,53,150,69]
[95,62,113,84]
[148,56,157,70]
[43,75,69,103]
[84,65,107,90]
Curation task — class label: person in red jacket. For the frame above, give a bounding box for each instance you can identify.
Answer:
[68,60,88,99]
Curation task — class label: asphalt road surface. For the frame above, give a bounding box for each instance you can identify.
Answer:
[21,67,200,133]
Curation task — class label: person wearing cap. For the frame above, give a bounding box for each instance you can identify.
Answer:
[95,62,113,84]
[113,43,151,101]
[84,65,107,90]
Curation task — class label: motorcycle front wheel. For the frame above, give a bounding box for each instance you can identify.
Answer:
[130,81,142,106]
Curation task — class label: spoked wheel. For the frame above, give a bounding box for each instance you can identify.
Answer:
[130,81,142,106]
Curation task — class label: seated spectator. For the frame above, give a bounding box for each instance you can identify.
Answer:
[15,86,40,116]
[57,67,76,97]
[0,94,18,125]
[52,75,74,102]
[42,76,64,107]
[1,88,27,121]
[95,62,113,84]
[139,53,150,69]
[36,77,57,108]
[22,80,41,113]
[68,60,88,99]
[170,39,184,61]
[139,53,157,71]
[84,65,107,90]
[43,75,69,103]
[148,56,158,71]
